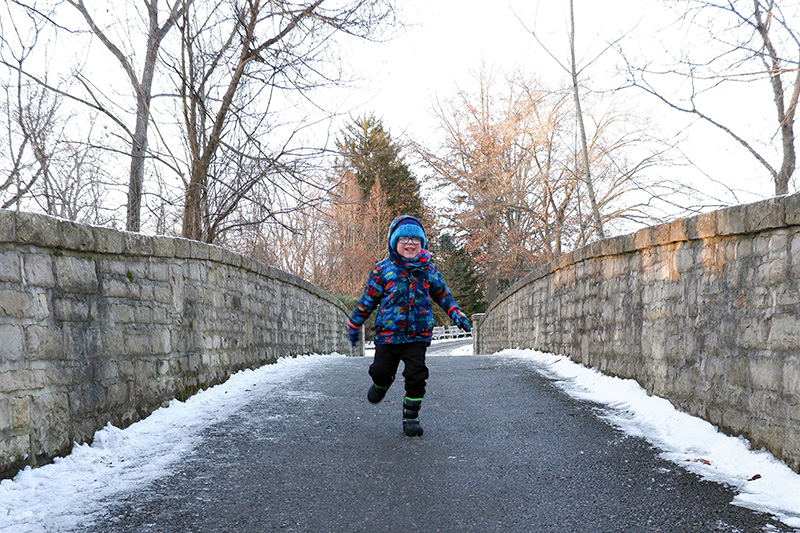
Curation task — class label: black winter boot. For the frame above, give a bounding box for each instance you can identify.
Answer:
[367,376,394,403]
[402,397,423,436]
[367,383,390,403]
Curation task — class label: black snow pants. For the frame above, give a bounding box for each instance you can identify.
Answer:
[369,342,429,398]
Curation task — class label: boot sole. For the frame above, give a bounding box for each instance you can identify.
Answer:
[367,386,387,404]
[403,423,423,437]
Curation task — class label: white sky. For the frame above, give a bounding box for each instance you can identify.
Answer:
[332,0,793,206]
[2,347,799,531]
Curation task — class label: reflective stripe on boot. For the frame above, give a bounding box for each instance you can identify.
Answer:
[368,383,390,403]
[403,397,423,436]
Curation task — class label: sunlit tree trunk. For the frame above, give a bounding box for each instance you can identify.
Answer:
[569,0,604,238]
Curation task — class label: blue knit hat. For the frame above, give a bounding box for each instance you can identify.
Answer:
[389,216,427,250]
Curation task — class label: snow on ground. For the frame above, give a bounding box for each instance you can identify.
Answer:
[0,354,345,533]
[429,338,474,355]
[2,345,799,531]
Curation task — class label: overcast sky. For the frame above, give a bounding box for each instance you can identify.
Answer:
[333,0,791,206]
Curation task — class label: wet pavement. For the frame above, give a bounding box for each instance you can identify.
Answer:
[77,341,793,532]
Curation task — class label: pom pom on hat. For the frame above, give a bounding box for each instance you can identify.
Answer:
[390,218,427,250]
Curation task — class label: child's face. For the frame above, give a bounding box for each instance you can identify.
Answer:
[396,237,422,259]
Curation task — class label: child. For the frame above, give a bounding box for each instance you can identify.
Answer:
[347,215,471,437]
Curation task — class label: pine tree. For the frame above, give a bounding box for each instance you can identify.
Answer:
[336,114,425,221]
[432,233,487,325]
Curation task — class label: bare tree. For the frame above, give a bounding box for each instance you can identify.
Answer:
[418,68,670,297]
[525,0,623,240]
[1,2,125,223]
[0,0,50,209]
[567,0,604,238]
[5,0,398,242]
[62,0,192,231]
[420,69,553,299]
[3,0,192,229]
[223,180,332,279]
[0,83,52,210]
[620,0,800,196]
[2,78,117,222]
[172,0,396,243]
[31,119,116,224]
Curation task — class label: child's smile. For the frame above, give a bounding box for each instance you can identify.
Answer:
[396,240,421,260]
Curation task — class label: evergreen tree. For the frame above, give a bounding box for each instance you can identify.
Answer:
[432,233,487,325]
[336,114,425,221]
[328,114,432,340]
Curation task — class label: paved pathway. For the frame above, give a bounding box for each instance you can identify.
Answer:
[77,341,792,532]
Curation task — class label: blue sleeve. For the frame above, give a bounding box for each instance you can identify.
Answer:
[348,263,385,329]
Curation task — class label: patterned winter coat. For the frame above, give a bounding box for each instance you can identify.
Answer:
[348,216,462,345]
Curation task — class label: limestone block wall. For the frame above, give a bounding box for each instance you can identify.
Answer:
[475,193,800,472]
[0,209,351,478]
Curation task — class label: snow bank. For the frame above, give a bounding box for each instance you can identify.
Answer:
[0,354,345,533]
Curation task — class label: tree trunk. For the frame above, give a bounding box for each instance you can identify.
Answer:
[65,0,188,233]
[181,166,205,241]
[126,97,150,232]
[179,0,325,241]
[753,1,797,197]
[569,0,605,238]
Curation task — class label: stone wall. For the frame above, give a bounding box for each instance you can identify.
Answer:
[0,209,351,478]
[475,193,800,472]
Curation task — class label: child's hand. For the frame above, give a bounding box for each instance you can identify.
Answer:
[348,327,360,346]
[347,319,361,346]
[451,310,471,332]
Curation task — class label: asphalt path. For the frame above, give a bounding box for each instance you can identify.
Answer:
[77,340,792,532]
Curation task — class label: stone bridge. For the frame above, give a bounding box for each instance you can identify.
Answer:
[475,193,800,473]
[1,192,799,479]
[0,209,352,478]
